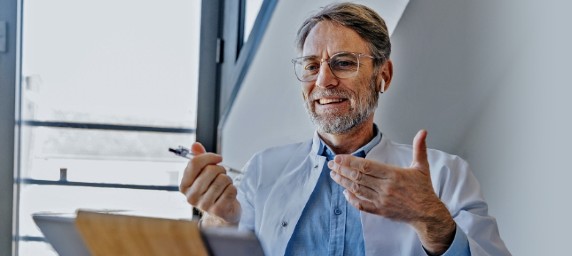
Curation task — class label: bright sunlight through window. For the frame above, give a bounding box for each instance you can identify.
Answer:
[18,0,201,254]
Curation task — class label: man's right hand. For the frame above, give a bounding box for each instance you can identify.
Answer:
[179,142,241,225]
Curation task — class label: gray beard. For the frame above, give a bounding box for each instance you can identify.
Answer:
[305,80,379,134]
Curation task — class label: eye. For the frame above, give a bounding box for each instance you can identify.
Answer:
[331,58,357,70]
[304,62,320,72]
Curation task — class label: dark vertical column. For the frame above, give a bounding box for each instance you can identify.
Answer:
[196,0,224,153]
[0,0,19,255]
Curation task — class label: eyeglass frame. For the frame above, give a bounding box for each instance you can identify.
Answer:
[291,51,378,82]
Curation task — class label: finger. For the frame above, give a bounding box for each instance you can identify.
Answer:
[191,142,207,155]
[328,160,385,189]
[343,190,377,212]
[411,129,429,169]
[179,142,207,193]
[179,153,223,192]
[332,155,394,179]
[217,181,238,202]
[184,165,226,205]
[210,184,239,222]
[195,174,232,211]
[330,171,378,199]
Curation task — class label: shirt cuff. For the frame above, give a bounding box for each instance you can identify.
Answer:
[440,224,470,256]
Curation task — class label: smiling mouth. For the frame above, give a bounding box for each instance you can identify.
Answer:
[316,98,348,105]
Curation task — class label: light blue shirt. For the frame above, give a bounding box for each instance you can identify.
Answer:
[285,128,381,255]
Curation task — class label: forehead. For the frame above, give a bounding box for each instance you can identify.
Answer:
[302,21,370,57]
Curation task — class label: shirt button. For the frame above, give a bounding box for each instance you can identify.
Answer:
[281,221,288,227]
[334,208,342,215]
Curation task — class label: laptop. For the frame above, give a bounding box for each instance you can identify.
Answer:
[33,210,265,256]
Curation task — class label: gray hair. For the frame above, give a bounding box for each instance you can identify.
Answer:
[295,2,391,67]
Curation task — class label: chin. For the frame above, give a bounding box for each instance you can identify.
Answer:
[314,117,357,134]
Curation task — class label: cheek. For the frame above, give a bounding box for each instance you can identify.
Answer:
[301,84,314,100]
[344,81,365,100]
[354,77,374,98]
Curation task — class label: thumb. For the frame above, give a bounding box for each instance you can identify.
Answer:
[191,142,207,155]
[411,129,429,169]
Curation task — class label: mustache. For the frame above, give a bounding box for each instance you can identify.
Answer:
[308,88,353,101]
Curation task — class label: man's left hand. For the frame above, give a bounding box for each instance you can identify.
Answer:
[329,130,456,255]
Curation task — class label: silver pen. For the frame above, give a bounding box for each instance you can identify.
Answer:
[168,146,243,175]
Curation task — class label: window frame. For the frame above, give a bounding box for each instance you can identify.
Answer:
[196,0,278,153]
[0,0,21,254]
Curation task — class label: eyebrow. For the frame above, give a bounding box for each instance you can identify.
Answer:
[299,55,319,59]
[299,51,352,59]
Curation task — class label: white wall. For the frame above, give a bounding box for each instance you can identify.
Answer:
[458,1,572,255]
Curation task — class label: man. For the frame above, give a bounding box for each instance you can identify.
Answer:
[180,3,510,255]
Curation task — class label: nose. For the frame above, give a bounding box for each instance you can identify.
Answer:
[315,61,338,88]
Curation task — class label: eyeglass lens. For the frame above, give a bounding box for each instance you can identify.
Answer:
[294,53,360,82]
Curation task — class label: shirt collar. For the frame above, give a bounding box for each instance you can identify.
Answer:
[312,124,382,158]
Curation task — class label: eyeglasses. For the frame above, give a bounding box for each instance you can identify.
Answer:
[291,52,376,82]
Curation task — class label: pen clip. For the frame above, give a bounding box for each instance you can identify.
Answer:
[168,146,192,159]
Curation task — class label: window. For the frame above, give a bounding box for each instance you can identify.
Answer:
[17,0,201,254]
[243,0,264,44]
[8,0,278,254]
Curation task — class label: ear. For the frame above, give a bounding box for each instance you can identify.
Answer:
[376,59,393,93]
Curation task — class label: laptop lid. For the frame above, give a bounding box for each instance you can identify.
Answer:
[32,213,90,256]
[75,210,208,256]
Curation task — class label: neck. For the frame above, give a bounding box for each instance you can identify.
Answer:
[318,118,376,154]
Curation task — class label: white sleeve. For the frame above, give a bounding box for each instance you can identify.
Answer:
[236,155,259,232]
[436,156,511,256]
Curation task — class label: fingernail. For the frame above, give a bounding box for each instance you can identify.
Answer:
[334,155,342,163]
[329,171,336,178]
[342,190,349,200]
[327,161,334,169]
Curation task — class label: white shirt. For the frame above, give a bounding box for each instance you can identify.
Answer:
[237,132,511,255]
